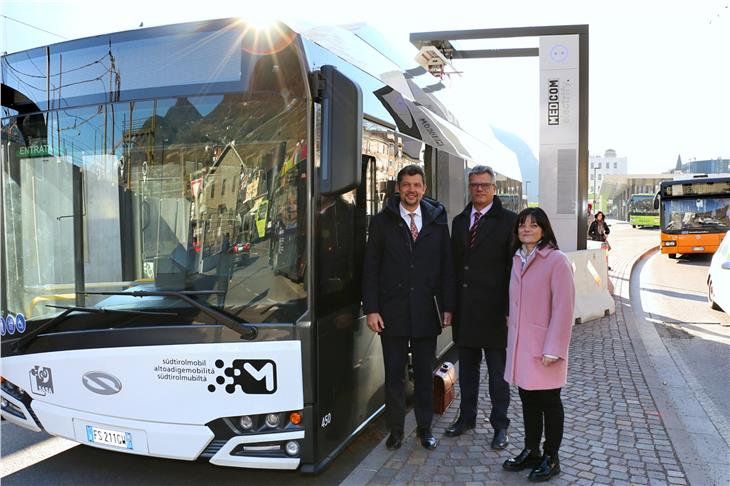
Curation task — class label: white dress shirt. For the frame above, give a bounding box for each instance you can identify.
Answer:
[400,203,422,232]
[470,202,493,227]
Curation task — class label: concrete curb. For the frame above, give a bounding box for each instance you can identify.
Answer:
[623,247,725,485]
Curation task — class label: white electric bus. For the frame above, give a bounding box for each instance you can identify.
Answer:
[0,18,521,471]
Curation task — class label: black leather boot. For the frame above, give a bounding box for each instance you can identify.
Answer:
[502,448,542,471]
[528,452,560,482]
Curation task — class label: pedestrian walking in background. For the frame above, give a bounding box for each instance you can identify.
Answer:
[589,210,612,269]
[588,211,610,247]
[502,207,576,482]
[446,165,516,450]
[362,164,455,451]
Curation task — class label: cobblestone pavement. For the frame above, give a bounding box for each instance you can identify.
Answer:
[344,222,699,485]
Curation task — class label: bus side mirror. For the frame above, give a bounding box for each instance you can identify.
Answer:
[653,193,660,210]
[315,65,363,195]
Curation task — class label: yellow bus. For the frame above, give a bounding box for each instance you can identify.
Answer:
[656,176,730,258]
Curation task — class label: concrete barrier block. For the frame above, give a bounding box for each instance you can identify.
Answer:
[567,249,615,324]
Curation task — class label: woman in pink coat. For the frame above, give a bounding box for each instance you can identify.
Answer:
[502,207,575,482]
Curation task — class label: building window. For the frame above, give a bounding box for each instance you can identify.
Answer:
[614,162,618,169]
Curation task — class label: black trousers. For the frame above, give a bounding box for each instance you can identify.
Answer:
[518,387,564,454]
[458,346,511,431]
[380,335,437,432]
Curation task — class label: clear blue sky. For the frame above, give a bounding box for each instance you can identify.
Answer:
[1,0,728,174]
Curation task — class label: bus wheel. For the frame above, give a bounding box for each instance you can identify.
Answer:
[708,279,722,310]
[668,253,677,259]
[632,225,636,228]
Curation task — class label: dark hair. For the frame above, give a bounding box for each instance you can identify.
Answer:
[396,164,425,185]
[595,211,605,220]
[512,207,559,253]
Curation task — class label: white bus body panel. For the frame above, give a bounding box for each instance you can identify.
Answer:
[31,400,214,459]
[1,342,304,464]
[210,430,304,469]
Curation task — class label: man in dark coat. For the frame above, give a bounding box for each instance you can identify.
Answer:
[362,164,455,451]
[446,165,517,450]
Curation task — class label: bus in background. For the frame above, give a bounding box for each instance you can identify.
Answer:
[627,193,660,228]
[656,176,730,259]
[0,18,522,473]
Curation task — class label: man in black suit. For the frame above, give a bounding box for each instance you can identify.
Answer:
[446,165,517,450]
[362,164,455,450]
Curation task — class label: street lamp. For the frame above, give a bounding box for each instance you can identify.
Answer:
[592,163,598,209]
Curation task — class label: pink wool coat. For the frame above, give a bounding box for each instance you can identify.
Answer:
[504,246,576,390]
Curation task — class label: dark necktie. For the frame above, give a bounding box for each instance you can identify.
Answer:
[409,213,419,241]
[469,211,482,249]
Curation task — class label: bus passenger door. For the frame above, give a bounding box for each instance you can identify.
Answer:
[314,156,384,463]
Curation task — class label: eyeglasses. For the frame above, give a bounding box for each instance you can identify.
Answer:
[469,183,495,190]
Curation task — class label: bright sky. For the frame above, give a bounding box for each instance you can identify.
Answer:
[1,0,728,174]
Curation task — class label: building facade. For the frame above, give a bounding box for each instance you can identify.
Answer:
[589,149,628,200]
[676,157,729,175]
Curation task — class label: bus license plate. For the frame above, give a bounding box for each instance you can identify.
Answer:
[86,425,133,449]
[692,246,705,251]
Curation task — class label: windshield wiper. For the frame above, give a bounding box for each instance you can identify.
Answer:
[83,290,258,341]
[12,306,179,353]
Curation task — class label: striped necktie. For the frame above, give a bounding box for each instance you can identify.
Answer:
[409,213,419,241]
[469,211,482,249]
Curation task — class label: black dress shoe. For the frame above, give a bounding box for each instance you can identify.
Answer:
[444,416,476,437]
[490,429,509,450]
[502,448,542,471]
[385,430,403,450]
[416,427,438,450]
[528,453,560,482]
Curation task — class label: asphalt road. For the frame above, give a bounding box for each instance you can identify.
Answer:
[638,247,730,435]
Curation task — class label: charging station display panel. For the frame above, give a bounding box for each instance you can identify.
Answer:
[539,34,580,251]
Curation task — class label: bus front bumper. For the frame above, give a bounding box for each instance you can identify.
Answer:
[660,244,719,254]
[1,396,303,470]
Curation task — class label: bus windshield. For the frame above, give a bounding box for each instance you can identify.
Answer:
[2,58,308,325]
[662,197,730,233]
[628,195,656,215]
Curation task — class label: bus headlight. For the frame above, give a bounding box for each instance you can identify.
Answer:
[264,413,280,428]
[663,241,676,247]
[284,440,300,456]
[239,415,254,431]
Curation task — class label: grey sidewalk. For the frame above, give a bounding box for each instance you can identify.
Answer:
[342,222,717,485]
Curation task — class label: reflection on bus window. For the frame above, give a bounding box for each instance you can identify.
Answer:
[2,46,309,323]
[663,198,730,232]
[362,124,424,233]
